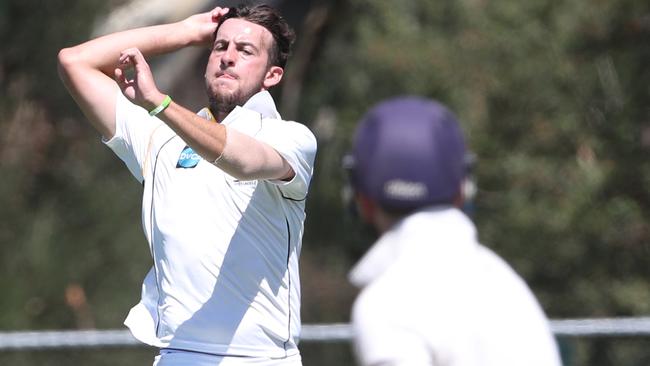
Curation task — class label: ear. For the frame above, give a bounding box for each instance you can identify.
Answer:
[455,177,476,208]
[452,182,465,209]
[262,66,284,89]
[355,193,377,225]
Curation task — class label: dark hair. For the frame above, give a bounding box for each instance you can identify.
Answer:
[216,4,295,68]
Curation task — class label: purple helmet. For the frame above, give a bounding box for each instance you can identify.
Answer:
[347,96,467,211]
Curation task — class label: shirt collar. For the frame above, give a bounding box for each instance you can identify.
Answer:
[348,207,476,288]
[241,90,281,120]
[197,90,280,123]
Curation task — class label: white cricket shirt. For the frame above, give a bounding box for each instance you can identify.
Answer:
[104,90,316,358]
[349,207,562,366]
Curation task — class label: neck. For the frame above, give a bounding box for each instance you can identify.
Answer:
[207,103,234,123]
[374,207,402,234]
[208,88,266,122]
[215,110,229,122]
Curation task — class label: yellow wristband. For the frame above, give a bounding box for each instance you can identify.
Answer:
[149,95,172,116]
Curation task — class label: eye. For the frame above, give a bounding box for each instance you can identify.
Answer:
[213,41,227,52]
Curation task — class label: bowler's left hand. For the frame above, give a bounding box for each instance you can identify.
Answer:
[114,47,165,111]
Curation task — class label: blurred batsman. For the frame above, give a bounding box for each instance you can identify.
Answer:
[58,4,316,366]
[344,96,562,366]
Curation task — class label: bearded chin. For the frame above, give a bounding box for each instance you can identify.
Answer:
[208,89,239,117]
[208,84,262,119]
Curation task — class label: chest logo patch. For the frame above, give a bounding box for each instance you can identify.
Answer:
[176,146,201,168]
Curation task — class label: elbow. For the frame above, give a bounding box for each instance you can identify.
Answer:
[228,165,263,181]
[218,156,270,181]
[228,158,291,182]
[57,47,77,80]
[57,46,89,82]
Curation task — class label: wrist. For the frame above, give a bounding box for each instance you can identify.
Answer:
[142,91,163,110]
[148,94,172,117]
[180,16,216,47]
[175,20,199,47]
[176,20,198,47]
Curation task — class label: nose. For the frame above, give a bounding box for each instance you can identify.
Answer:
[220,43,237,67]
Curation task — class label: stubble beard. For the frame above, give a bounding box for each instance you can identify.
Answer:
[207,79,264,119]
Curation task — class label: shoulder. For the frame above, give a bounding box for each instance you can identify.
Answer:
[260,118,317,150]
[263,118,315,136]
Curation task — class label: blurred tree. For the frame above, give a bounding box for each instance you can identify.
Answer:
[0,0,150,332]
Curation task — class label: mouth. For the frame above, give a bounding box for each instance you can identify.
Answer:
[218,72,237,80]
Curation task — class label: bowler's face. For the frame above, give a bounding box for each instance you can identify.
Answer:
[205,18,276,114]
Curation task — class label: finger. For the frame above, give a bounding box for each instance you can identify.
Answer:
[210,6,224,14]
[118,47,143,66]
[114,67,122,81]
[118,53,134,71]
[114,67,129,89]
[118,48,151,76]
[128,49,153,77]
[119,48,134,61]
[117,57,132,71]
[120,48,142,66]
[211,7,229,22]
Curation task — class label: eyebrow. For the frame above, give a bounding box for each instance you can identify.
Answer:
[215,38,261,52]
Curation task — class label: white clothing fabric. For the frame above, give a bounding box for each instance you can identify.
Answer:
[104,90,317,359]
[153,348,302,366]
[349,207,562,366]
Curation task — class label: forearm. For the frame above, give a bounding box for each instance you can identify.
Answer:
[58,7,224,140]
[60,21,199,76]
[157,99,227,162]
[157,99,292,181]
[219,128,293,181]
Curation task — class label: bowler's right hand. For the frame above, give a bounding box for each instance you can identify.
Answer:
[182,7,230,48]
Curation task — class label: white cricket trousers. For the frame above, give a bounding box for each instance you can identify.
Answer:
[153,349,303,366]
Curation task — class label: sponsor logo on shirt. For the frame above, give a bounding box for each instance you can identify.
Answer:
[176,146,201,168]
[233,179,257,187]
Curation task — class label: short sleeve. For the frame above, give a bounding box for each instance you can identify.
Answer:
[102,90,164,183]
[256,119,317,200]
